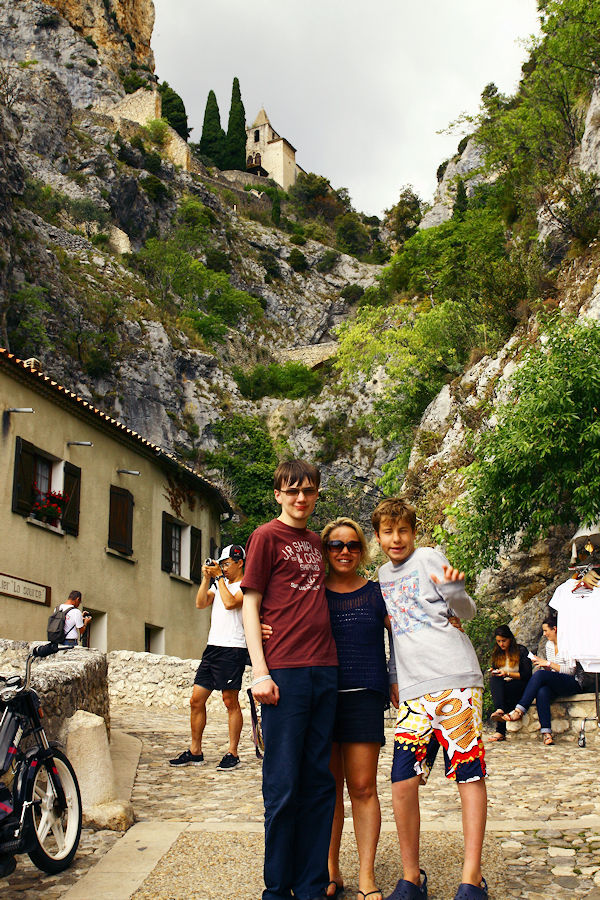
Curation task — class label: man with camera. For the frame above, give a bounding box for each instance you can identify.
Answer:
[169,545,246,771]
[60,590,91,647]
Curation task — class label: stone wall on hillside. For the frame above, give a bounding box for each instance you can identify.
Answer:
[0,640,110,740]
[107,650,253,712]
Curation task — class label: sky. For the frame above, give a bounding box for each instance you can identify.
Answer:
[152,1,540,217]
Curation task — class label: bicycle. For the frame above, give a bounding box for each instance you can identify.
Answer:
[0,643,82,879]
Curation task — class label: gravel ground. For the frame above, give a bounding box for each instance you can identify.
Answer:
[131,831,506,900]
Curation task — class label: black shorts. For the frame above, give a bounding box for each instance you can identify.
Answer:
[332,689,386,745]
[194,645,247,692]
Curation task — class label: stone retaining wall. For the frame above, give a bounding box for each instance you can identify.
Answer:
[107,650,253,712]
[0,640,110,741]
[506,692,600,744]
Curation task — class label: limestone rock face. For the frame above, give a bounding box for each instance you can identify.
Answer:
[46,0,155,70]
[0,0,124,108]
[578,80,600,177]
[420,138,487,230]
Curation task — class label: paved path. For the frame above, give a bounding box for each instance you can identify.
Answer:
[4,703,600,898]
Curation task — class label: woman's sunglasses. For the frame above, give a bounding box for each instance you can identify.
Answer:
[326,540,362,554]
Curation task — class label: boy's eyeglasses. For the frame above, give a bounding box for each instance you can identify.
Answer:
[279,487,318,497]
[326,540,362,554]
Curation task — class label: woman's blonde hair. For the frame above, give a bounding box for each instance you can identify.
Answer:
[320,517,370,567]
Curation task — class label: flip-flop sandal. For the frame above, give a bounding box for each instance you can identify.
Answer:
[453,876,488,899]
[358,892,383,899]
[326,881,345,897]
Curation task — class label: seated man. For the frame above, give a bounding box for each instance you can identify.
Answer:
[169,545,247,771]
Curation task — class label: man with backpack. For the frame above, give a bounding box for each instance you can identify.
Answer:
[47,590,91,646]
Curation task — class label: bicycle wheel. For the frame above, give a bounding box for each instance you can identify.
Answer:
[25,749,82,873]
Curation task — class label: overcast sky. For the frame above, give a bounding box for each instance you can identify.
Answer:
[152,1,540,216]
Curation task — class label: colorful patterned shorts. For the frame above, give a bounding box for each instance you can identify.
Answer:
[391,687,486,784]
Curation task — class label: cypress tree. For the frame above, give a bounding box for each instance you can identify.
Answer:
[453,178,468,219]
[158,82,190,140]
[225,77,247,170]
[271,189,281,226]
[200,90,226,168]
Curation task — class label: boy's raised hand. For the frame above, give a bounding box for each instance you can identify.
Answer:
[431,565,466,585]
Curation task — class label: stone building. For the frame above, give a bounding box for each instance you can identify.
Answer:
[0,351,230,658]
[246,108,305,191]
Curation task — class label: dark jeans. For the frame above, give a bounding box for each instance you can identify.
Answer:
[489,675,527,736]
[517,669,579,732]
[261,666,337,900]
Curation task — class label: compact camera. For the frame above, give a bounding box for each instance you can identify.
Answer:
[205,558,217,567]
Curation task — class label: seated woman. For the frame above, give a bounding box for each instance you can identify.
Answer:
[501,613,579,745]
[488,625,532,742]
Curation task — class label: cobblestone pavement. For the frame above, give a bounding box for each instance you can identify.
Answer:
[4,701,600,898]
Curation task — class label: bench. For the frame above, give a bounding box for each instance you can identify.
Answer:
[505,692,599,743]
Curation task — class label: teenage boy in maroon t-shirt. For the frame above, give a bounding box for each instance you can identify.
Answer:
[242,459,338,900]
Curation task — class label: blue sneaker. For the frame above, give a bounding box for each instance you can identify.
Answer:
[453,877,488,899]
[384,870,428,899]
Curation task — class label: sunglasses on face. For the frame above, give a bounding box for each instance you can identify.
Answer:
[326,540,362,553]
[279,487,318,497]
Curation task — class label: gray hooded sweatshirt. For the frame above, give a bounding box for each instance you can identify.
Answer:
[380,547,483,703]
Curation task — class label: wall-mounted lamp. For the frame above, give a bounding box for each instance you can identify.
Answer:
[117,469,141,476]
[67,441,94,447]
[6,408,34,413]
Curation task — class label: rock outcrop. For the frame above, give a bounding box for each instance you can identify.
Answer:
[420,138,487,230]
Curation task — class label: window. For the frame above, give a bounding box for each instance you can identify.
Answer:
[254,129,259,142]
[161,512,203,583]
[144,623,165,654]
[12,437,81,535]
[108,486,134,555]
[254,153,261,167]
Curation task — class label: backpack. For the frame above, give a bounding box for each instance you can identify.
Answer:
[47,605,74,643]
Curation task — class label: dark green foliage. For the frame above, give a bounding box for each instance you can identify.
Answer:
[443,315,600,575]
[290,233,306,245]
[158,81,191,140]
[225,77,247,170]
[452,178,468,219]
[457,134,471,156]
[143,151,162,174]
[542,169,600,246]
[259,250,280,280]
[200,90,227,169]
[437,159,450,182]
[205,248,231,274]
[233,361,323,400]
[140,175,172,203]
[6,284,51,357]
[204,415,279,543]
[124,32,135,51]
[288,248,308,272]
[315,249,340,273]
[36,13,60,27]
[122,71,145,94]
[335,212,370,257]
[288,172,346,221]
[271,190,281,225]
[85,35,98,49]
[340,284,364,303]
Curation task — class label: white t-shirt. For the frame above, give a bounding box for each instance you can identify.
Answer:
[60,604,83,640]
[206,579,246,648]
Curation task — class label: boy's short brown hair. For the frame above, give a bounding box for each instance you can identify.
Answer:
[273,459,321,491]
[371,497,417,534]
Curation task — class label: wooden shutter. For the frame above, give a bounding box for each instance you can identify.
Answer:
[12,437,36,516]
[62,462,81,536]
[161,512,173,572]
[190,527,203,583]
[209,537,217,561]
[108,486,134,555]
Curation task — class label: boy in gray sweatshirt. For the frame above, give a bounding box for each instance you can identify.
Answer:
[373,498,487,900]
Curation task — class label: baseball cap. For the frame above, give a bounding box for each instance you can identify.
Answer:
[217,544,245,563]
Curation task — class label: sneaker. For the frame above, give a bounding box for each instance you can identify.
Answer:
[169,749,204,767]
[216,752,240,771]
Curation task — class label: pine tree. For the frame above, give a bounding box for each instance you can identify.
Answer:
[158,82,190,140]
[225,77,247,170]
[199,90,226,168]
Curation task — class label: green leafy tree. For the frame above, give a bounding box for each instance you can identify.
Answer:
[158,82,191,139]
[443,314,600,575]
[204,414,279,542]
[452,178,468,219]
[6,284,51,357]
[199,90,226,168]
[233,361,323,400]
[385,185,422,244]
[335,212,370,257]
[288,172,345,221]
[224,77,247,170]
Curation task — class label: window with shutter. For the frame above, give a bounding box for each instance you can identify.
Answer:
[12,437,36,516]
[108,486,134,555]
[161,511,173,572]
[190,527,203,583]
[171,523,182,575]
[62,462,81,536]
